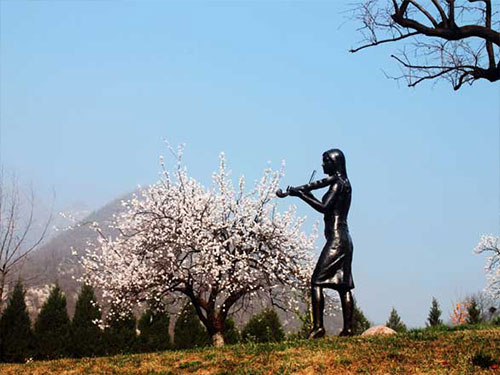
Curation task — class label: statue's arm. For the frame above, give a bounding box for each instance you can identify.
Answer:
[298,191,325,214]
[297,182,340,214]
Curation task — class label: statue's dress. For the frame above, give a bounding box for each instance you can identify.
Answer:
[311,179,354,291]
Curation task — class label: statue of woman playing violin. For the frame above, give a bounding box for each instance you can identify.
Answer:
[277,149,354,338]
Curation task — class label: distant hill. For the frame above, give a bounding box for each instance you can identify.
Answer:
[17,193,128,315]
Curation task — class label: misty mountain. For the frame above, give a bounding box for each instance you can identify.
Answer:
[17,192,129,315]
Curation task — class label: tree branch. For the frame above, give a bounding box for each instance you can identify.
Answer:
[431,0,448,26]
[409,0,439,27]
[448,0,456,27]
[350,31,419,52]
[392,13,500,46]
[390,54,477,70]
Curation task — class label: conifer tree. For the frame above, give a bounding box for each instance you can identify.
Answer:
[34,283,71,360]
[0,280,33,363]
[138,300,170,352]
[466,298,483,325]
[386,307,407,333]
[222,317,240,345]
[241,308,285,343]
[173,302,209,349]
[352,299,371,335]
[71,284,103,358]
[104,306,138,355]
[427,297,443,327]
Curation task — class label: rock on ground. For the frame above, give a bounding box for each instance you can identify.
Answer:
[361,325,397,336]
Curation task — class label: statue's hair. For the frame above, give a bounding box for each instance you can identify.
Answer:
[323,149,347,177]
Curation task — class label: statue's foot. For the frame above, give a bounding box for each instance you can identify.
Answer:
[308,327,326,339]
[338,329,354,337]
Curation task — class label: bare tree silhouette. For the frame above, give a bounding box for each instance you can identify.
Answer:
[350,0,500,89]
[0,169,52,310]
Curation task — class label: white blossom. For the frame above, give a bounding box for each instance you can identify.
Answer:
[81,151,322,343]
[474,234,500,299]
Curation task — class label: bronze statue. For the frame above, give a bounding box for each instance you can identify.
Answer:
[277,149,354,338]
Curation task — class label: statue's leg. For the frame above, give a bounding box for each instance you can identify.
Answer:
[308,285,325,339]
[339,289,354,336]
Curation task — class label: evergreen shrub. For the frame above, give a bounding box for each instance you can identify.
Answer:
[0,280,33,362]
[138,301,170,352]
[173,302,209,349]
[71,284,104,358]
[34,283,71,360]
[352,299,371,335]
[104,307,138,355]
[241,308,285,343]
[386,307,407,333]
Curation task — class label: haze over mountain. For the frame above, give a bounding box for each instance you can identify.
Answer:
[15,193,127,315]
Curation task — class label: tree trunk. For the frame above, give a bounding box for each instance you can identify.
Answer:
[0,271,6,312]
[211,332,225,347]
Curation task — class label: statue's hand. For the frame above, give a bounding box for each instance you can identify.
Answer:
[287,186,303,197]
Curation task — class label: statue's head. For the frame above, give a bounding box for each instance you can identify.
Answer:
[322,149,347,176]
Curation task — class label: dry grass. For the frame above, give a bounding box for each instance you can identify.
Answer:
[1,327,499,375]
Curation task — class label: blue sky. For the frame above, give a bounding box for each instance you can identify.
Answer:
[1,0,499,327]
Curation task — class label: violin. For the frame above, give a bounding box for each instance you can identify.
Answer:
[276,171,335,198]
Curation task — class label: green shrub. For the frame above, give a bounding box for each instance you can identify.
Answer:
[222,317,240,345]
[241,308,285,343]
[406,328,439,341]
[70,284,104,358]
[173,302,209,349]
[427,297,442,327]
[288,308,313,340]
[138,301,171,352]
[104,306,138,355]
[353,299,371,335]
[34,283,71,360]
[386,307,407,333]
[466,298,482,325]
[0,280,34,362]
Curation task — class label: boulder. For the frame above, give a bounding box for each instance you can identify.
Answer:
[361,325,397,336]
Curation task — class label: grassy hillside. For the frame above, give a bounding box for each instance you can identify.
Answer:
[2,328,499,375]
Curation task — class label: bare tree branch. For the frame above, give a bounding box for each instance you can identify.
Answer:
[410,0,439,27]
[0,169,52,310]
[350,31,419,52]
[431,0,449,25]
[350,0,500,89]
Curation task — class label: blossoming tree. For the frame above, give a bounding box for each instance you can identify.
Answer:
[82,148,317,346]
[475,234,500,300]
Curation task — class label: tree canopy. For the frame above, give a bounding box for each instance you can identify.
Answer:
[82,148,317,346]
[475,235,499,300]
